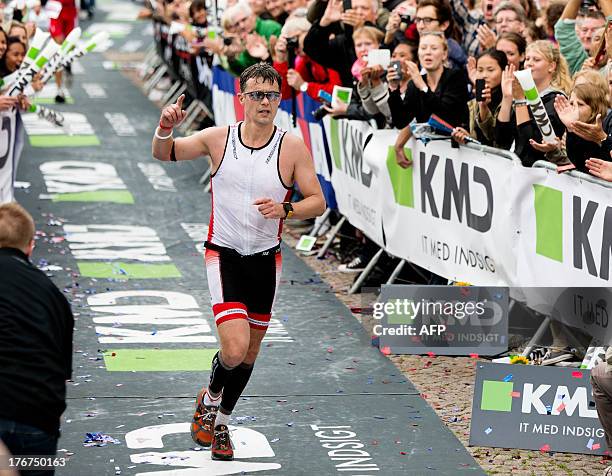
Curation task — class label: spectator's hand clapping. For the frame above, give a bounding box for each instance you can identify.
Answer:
[321,0,343,27]
[554,95,580,131]
[0,96,19,111]
[573,117,607,143]
[274,35,288,63]
[341,9,366,29]
[287,69,305,90]
[586,157,612,181]
[477,25,497,51]
[245,33,270,60]
[501,64,517,100]
[466,56,477,86]
[529,137,561,153]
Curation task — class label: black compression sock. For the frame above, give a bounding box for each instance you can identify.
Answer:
[220,362,254,413]
[208,351,235,395]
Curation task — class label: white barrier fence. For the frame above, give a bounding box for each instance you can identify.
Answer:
[329,119,612,287]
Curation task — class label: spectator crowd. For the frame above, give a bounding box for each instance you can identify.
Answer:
[146,0,612,185]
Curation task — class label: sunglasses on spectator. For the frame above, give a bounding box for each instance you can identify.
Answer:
[414,16,439,25]
[242,91,281,102]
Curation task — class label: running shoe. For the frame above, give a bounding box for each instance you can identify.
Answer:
[190,389,217,447]
[211,424,234,461]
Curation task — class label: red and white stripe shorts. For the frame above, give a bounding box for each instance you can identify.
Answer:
[204,241,281,331]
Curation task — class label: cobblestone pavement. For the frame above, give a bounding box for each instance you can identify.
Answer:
[283,223,609,476]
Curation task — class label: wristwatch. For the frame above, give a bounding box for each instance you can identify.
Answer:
[513,99,528,107]
[282,202,294,219]
[300,82,309,93]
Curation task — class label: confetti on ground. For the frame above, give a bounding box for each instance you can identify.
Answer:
[510,391,521,398]
[572,371,583,378]
[539,444,551,452]
[593,443,601,450]
[484,427,492,435]
[587,438,594,450]
[83,433,121,447]
[503,374,513,382]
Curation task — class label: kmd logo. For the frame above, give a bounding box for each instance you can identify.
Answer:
[480,380,597,418]
[126,422,281,475]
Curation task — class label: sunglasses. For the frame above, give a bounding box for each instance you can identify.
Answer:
[242,91,281,102]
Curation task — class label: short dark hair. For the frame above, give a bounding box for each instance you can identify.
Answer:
[189,0,206,20]
[239,62,282,92]
[478,48,508,70]
[496,31,527,55]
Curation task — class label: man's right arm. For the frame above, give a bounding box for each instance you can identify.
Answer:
[152,94,212,162]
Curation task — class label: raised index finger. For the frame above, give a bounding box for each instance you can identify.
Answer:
[176,94,185,109]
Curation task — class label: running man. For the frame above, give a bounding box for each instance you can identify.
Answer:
[152,62,326,460]
[48,0,78,102]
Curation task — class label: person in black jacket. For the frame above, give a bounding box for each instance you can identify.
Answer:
[389,31,469,129]
[495,40,571,168]
[392,31,468,168]
[0,203,73,476]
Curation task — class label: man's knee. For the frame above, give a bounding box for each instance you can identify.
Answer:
[221,346,248,368]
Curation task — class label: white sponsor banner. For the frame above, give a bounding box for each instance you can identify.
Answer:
[0,110,18,203]
[326,118,385,247]
[378,133,518,285]
[515,167,612,286]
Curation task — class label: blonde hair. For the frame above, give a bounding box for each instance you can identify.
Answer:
[419,31,448,51]
[572,69,608,91]
[0,202,35,250]
[572,82,609,124]
[526,40,572,94]
[352,26,384,45]
[221,1,253,30]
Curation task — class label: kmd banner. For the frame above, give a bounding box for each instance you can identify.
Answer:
[326,118,385,247]
[471,362,606,455]
[515,167,612,286]
[0,110,24,203]
[375,285,509,355]
[372,131,518,285]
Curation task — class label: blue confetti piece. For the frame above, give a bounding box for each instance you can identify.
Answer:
[484,427,492,435]
[503,374,513,382]
[587,438,594,450]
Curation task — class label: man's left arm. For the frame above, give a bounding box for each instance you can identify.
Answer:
[289,137,326,219]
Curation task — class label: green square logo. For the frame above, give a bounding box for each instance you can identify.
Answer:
[481,380,513,412]
[386,146,414,207]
